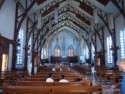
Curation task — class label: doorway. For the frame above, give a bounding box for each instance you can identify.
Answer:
[2,54,8,71]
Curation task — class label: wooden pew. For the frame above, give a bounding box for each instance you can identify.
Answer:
[73,65,91,75]
[24,76,84,82]
[2,83,52,94]
[16,81,91,86]
[2,83,102,94]
[52,86,102,94]
[16,81,54,86]
[54,82,92,86]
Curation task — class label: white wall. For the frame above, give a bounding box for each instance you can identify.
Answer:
[0,0,16,70]
[0,0,15,39]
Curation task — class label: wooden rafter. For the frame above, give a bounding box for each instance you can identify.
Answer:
[32,4,91,49]
[97,0,110,6]
[12,0,37,71]
[94,24,105,65]
[37,18,85,50]
[0,0,4,9]
[34,12,89,48]
[111,0,125,20]
[74,0,94,16]
[39,0,66,16]
[35,0,46,5]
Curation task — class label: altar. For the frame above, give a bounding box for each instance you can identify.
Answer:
[50,56,78,63]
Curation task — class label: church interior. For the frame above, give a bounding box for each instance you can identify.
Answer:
[0,0,125,93]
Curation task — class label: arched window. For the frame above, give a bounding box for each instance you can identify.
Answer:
[120,29,125,58]
[106,36,113,64]
[55,45,61,56]
[68,46,74,56]
[16,29,24,64]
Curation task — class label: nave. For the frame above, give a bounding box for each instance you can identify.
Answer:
[0,0,125,94]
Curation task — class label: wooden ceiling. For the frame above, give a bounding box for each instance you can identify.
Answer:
[96,0,110,6]
[35,0,46,5]
[36,0,110,6]
[0,0,5,9]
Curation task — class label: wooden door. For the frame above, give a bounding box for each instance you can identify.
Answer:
[0,47,2,71]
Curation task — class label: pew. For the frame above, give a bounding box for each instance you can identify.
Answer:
[24,76,84,82]
[16,81,54,86]
[2,83,102,94]
[16,81,91,86]
[52,86,102,94]
[2,83,52,94]
[54,82,92,86]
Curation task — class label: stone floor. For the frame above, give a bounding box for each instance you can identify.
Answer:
[86,75,121,94]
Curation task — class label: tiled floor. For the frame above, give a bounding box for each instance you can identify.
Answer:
[86,75,121,94]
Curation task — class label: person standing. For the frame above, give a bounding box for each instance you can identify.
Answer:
[111,59,125,94]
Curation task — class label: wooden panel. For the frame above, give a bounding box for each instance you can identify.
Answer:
[35,0,46,5]
[0,0,5,9]
[67,56,78,63]
[50,56,62,63]
[79,2,93,16]
[0,47,2,71]
[76,14,90,25]
[97,0,110,6]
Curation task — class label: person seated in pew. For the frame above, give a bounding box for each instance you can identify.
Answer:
[111,59,125,94]
[55,62,62,71]
[46,73,54,82]
[59,74,69,82]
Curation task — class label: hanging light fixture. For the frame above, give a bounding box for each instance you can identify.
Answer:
[108,13,114,29]
[90,19,94,31]
[56,30,59,46]
[89,31,92,43]
[37,13,42,29]
[54,8,58,23]
[52,32,55,41]
[93,8,98,24]
[45,34,49,43]
[48,18,52,31]
[79,30,82,41]
[73,38,76,46]
[80,39,84,48]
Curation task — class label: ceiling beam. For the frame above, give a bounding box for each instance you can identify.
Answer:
[42,4,59,17]
[0,0,5,9]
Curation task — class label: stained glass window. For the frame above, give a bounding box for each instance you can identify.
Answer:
[68,46,74,56]
[55,46,60,56]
